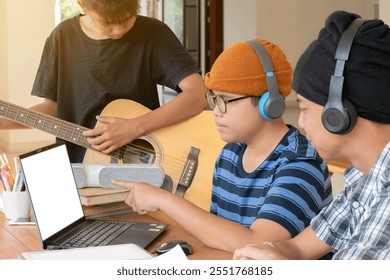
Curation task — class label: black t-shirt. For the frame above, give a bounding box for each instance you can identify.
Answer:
[31,15,200,163]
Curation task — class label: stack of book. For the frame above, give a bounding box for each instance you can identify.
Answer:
[79,187,133,218]
[78,187,129,206]
[82,201,133,218]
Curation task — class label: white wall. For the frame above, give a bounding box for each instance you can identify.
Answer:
[0,0,9,150]
[223,0,258,48]
[1,0,56,152]
[380,0,390,23]
[224,0,379,105]
[256,0,378,71]
[221,0,379,129]
[261,0,378,105]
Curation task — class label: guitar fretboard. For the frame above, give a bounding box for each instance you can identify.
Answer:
[0,99,97,147]
[0,99,139,161]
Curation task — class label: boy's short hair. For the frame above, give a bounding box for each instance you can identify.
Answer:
[292,10,390,124]
[80,0,140,24]
[205,38,292,98]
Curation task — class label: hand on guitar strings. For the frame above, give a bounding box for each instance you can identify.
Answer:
[83,115,143,154]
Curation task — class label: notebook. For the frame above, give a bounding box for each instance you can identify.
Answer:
[18,141,167,250]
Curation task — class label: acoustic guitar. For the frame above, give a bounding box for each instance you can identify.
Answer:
[0,99,225,214]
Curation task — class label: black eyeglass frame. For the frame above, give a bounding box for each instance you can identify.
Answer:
[205,91,252,113]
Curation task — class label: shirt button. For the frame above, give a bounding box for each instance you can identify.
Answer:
[352,201,360,208]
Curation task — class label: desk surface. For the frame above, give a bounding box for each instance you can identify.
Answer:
[0,211,232,260]
[327,158,350,174]
[1,156,349,260]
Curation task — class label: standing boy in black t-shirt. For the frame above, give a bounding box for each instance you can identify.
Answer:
[0,0,208,163]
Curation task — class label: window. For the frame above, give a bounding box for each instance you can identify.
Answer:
[55,0,82,24]
[163,0,200,67]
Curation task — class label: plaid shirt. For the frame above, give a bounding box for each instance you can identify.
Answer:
[311,141,390,259]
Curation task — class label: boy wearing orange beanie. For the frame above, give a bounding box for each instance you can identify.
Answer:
[112,38,332,253]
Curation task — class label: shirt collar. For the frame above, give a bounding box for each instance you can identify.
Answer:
[344,140,390,188]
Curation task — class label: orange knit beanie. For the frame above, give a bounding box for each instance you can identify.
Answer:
[205,38,293,97]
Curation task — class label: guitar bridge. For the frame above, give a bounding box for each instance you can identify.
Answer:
[175,146,200,197]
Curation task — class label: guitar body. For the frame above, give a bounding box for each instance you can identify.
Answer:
[84,99,225,215]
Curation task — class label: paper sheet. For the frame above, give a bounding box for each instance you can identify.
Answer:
[153,245,189,260]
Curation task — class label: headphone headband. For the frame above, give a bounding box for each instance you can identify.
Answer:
[322,18,366,134]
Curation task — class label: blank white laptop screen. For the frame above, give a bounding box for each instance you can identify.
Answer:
[20,143,84,241]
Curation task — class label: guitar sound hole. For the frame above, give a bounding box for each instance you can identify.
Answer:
[122,139,155,164]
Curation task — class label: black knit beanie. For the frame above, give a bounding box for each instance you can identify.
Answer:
[292,10,390,124]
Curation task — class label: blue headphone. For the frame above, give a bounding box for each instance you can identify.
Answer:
[245,40,285,120]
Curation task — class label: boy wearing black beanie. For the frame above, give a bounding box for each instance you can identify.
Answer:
[234,10,390,260]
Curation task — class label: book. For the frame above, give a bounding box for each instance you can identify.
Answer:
[83,201,133,218]
[78,187,129,206]
[18,244,153,260]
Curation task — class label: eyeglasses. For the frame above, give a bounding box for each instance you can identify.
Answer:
[205,91,251,113]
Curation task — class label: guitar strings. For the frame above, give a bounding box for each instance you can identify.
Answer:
[114,142,189,175]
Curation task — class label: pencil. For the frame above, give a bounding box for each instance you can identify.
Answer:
[0,171,11,191]
[0,154,5,166]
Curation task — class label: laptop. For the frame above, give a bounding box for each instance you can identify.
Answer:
[18,141,167,250]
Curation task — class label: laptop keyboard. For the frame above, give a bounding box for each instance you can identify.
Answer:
[60,220,134,247]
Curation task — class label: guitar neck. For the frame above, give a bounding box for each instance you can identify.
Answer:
[0,99,92,149]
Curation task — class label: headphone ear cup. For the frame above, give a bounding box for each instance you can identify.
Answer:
[258,92,272,120]
[322,99,357,134]
[342,99,357,134]
[245,40,285,121]
[258,91,285,120]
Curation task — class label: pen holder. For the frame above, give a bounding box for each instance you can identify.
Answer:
[0,190,31,220]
